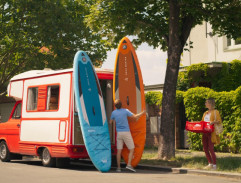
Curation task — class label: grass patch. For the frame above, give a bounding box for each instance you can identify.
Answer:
[140,149,241,173]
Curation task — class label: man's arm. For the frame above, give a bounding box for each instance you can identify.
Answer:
[109,119,115,125]
[132,110,146,121]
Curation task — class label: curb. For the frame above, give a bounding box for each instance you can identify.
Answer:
[136,164,241,180]
[58,159,241,179]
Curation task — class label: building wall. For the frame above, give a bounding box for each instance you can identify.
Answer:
[182,22,241,66]
[182,24,209,66]
[145,103,188,149]
[145,104,161,147]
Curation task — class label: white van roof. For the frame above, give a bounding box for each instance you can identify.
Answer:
[10,68,113,81]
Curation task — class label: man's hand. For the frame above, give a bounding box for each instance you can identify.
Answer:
[132,110,146,121]
[109,119,115,125]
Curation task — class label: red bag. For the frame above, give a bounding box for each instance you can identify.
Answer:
[185,121,214,133]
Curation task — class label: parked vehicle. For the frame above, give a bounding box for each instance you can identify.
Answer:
[0,68,116,167]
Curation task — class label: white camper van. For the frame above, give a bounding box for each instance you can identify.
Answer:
[0,68,116,167]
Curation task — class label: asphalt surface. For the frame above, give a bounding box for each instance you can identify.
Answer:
[1,157,240,181]
[1,160,239,183]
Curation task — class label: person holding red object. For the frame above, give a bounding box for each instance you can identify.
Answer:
[202,98,222,170]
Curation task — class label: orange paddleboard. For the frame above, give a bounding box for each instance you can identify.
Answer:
[113,37,146,167]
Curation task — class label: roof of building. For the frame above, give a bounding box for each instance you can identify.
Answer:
[144,84,164,93]
[179,61,223,72]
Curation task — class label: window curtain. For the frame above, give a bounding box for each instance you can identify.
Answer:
[27,89,34,110]
[46,86,51,110]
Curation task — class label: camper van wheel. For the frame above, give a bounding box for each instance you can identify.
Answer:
[41,148,56,167]
[0,141,11,162]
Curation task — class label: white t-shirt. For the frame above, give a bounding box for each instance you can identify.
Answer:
[204,112,211,122]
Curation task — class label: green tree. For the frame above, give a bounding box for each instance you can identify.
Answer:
[0,0,109,94]
[85,0,241,159]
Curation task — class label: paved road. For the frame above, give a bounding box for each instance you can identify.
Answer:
[0,160,239,183]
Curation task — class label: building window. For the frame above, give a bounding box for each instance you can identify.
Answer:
[46,85,60,110]
[225,37,241,50]
[235,37,241,45]
[27,87,38,111]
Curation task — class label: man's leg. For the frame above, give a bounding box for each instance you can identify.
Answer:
[127,148,134,166]
[126,148,136,172]
[124,132,135,167]
[116,132,124,170]
[117,149,122,169]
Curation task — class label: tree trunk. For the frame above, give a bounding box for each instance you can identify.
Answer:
[158,0,183,160]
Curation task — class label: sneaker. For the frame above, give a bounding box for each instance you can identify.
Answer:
[212,165,217,170]
[126,165,136,172]
[116,168,121,172]
[204,164,213,170]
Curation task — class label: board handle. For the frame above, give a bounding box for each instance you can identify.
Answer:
[127,96,129,106]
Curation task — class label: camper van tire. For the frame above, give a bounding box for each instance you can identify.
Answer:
[0,141,11,162]
[41,148,56,167]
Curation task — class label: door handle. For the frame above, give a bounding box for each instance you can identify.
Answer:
[127,96,129,106]
[17,124,20,128]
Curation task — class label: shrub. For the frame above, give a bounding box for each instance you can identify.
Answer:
[177,60,241,92]
[145,86,241,153]
[145,91,162,106]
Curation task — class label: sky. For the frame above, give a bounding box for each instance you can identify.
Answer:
[101,42,167,86]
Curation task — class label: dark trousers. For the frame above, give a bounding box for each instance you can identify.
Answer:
[202,133,216,164]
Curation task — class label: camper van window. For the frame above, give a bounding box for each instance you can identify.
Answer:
[12,103,22,119]
[27,87,38,111]
[46,85,59,110]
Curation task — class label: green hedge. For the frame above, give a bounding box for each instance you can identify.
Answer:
[177,60,241,92]
[145,86,241,153]
[145,91,162,106]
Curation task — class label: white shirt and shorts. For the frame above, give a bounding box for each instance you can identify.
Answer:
[110,108,135,150]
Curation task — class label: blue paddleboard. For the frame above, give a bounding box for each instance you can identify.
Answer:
[73,51,111,172]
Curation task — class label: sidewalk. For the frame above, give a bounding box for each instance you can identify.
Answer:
[13,154,241,179]
[139,149,241,179]
[136,164,241,180]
